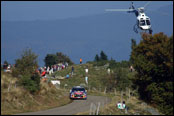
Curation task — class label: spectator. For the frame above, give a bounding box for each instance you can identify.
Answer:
[65,62,68,69]
[47,66,50,74]
[85,67,88,75]
[107,68,111,75]
[66,74,70,79]
[49,67,53,75]
[85,76,88,85]
[122,101,126,109]
[53,65,56,72]
[3,63,8,70]
[80,58,82,64]
[71,66,74,76]
[129,65,134,72]
[62,64,65,69]
[41,70,46,77]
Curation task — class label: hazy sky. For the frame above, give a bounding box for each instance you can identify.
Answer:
[1,1,172,21]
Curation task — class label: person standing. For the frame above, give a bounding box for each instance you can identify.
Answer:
[85,67,88,75]
[80,58,82,64]
[47,66,50,74]
[71,66,74,76]
[107,68,111,75]
[85,76,88,85]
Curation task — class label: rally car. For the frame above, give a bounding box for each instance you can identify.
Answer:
[69,86,87,100]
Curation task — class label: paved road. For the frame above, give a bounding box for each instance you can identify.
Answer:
[16,95,111,115]
[145,108,160,115]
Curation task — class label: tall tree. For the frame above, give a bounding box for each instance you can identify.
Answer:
[3,60,9,65]
[131,38,137,50]
[131,32,173,115]
[94,54,100,62]
[56,52,73,65]
[44,54,58,67]
[12,48,40,93]
[12,48,38,77]
[100,50,108,61]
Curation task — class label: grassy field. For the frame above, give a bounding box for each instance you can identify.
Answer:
[52,63,111,91]
[1,71,72,115]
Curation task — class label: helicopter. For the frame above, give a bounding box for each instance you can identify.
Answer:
[105,2,153,34]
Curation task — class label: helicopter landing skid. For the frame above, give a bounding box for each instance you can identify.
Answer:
[140,29,153,34]
[134,24,153,35]
[133,24,139,33]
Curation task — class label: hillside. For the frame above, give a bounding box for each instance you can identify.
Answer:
[1,71,72,115]
[1,4,173,66]
[48,62,161,115]
[1,61,162,115]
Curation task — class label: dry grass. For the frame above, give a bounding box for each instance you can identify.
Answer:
[1,71,72,115]
[75,91,152,115]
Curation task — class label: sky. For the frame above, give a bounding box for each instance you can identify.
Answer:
[1,1,173,21]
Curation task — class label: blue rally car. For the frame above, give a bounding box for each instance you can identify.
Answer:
[69,86,87,100]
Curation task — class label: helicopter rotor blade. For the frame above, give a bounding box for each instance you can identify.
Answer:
[143,1,151,9]
[147,9,172,16]
[105,9,134,12]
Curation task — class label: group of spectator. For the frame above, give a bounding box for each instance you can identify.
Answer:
[37,62,69,77]
[2,63,14,73]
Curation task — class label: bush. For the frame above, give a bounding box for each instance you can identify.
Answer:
[20,73,40,93]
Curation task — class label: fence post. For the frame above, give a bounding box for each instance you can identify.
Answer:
[89,103,93,115]
[93,103,97,115]
[8,83,11,92]
[96,102,101,115]
[121,90,123,104]
[15,83,17,89]
[129,88,130,99]
[114,88,116,96]
[104,87,107,94]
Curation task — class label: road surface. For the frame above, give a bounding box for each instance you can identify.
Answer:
[16,95,111,115]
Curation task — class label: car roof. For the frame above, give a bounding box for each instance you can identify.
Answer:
[72,86,85,89]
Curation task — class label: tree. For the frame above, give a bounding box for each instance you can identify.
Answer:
[100,51,108,61]
[94,54,100,62]
[131,38,137,50]
[44,54,58,67]
[44,52,73,67]
[130,38,137,64]
[131,32,173,115]
[3,60,9,66]
[56,52,73,65]
[12,48,40,93]
[12,48,38,77]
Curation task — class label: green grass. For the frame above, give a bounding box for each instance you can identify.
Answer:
[53,63,109,91]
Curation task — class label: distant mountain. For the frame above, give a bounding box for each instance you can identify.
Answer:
[1,4,173,66]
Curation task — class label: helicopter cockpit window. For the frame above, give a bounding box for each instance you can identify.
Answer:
[139,20,145,26]
[146,20,151,25]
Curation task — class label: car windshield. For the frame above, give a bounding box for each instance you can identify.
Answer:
[146,20,151,25]
[72,88,85,92]
[139,20,146,26]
